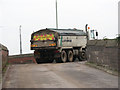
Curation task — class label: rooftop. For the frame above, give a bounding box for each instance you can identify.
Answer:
[46,28,87,36]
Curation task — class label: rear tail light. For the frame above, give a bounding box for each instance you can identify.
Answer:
[31,44,38,47]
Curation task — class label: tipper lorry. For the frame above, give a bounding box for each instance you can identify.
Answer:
[30,28,88,63]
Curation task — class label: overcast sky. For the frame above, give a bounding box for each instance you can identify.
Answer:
[0,0,119,55]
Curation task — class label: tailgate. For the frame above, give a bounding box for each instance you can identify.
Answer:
[31,31,58,49]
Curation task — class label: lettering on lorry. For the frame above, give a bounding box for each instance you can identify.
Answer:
[62,40,72,42]
[33,34,55,41]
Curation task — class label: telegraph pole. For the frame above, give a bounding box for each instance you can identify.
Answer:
[56,0,58,29]
[19,25,22,54]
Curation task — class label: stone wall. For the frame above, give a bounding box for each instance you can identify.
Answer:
[0,44,9,70]
[86,39,119,71]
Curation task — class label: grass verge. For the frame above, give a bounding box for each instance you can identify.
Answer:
[2,62,9,77]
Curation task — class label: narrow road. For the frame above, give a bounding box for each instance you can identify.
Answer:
[3,62,118,88]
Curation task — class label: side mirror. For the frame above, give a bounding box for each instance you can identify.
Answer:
[96,32,98,36]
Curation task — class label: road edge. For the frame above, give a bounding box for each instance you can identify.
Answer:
[2,65,10,90]
[85,62,119,76]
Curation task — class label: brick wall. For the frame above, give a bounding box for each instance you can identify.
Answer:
[0,44,9,70]
[9,53,36,64]
[86,39,119,71]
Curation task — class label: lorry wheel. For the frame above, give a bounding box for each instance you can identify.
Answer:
[55,58,62,63]
[61,50,67,63]
[46,58,54,63]
[78,50,87,61]
[73,56,76,62]
[56,50,67,63]
[36,58,51,64]
[35,58,41,64]
[68,50,73,62]
[39,58,54,63]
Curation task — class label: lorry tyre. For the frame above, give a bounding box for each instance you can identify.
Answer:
[55,58,62,63]
[68,50,73,62]
[56,50,67,63]
[40,58,54,63]
[36,58,41,64]
[73,56,76,61]
[61,50,67,63]
[46,58,54,63]
[78,50,87,61]
[35,58,52,64]
[36,58,45,64]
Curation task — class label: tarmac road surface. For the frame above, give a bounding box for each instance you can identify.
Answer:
[2,62,118,88]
